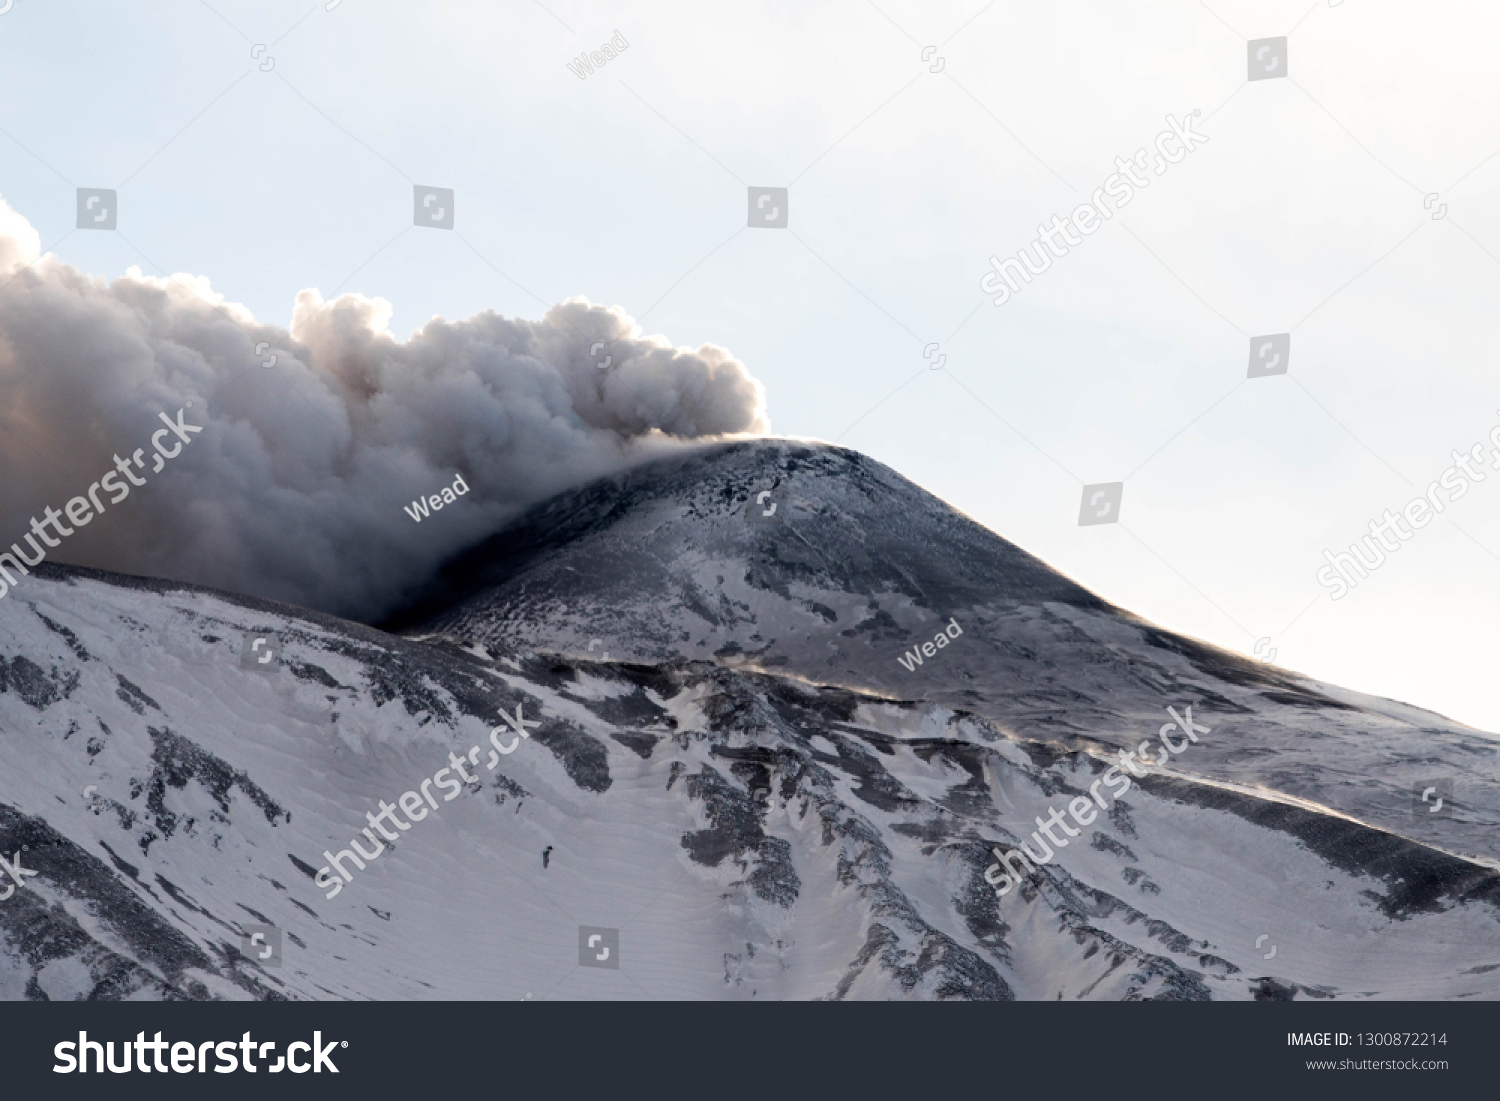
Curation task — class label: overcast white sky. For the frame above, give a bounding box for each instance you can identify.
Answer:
[3,0,1499,732]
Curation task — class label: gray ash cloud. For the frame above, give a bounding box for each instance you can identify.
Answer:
[0,198,767,620]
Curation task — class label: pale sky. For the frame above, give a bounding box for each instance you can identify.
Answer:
[3,0,1499,732]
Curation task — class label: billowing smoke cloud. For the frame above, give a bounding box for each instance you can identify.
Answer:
[0,199,767,621]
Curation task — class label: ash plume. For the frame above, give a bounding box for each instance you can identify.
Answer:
[0,198,767,620]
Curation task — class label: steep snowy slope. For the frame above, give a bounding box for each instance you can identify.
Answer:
[395,440,1500,871]
[4,440,1499,1001]
[5,565,1500,1001]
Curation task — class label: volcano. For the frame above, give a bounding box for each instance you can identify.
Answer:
[2,440,1497,1001]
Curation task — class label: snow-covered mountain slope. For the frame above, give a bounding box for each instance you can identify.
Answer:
[395,440,1500,870]
[4,440,1499,1001]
